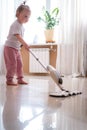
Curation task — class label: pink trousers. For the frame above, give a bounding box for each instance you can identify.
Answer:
[4,46,24,82]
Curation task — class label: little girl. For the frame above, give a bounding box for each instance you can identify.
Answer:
[4,2,31,86]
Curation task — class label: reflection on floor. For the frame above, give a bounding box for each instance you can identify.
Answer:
[0,75,87,130]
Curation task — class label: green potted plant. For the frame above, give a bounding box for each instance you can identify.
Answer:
[37,7,59,43]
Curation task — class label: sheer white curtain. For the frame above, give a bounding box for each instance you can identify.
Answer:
[0,0,15,44]
[1,0,87,76]
[0,0,15,74]
[0,0,23,74]
[56,0,86,77]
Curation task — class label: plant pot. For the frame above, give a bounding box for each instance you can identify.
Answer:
[44,29,55,43]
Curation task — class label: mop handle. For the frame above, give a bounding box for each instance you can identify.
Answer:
[29,49,48,72]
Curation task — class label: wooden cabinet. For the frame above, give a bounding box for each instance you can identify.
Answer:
[21,44,57,75]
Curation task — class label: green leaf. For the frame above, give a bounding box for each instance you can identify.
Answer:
[37,7,60,29]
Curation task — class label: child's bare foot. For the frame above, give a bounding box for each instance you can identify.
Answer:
[6,81,18,86]
[18,80,28,85]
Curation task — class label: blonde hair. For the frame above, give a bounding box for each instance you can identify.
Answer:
[16,1,31,17]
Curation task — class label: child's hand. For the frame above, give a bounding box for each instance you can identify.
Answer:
[15,34,30,51]
[24,44,30,51]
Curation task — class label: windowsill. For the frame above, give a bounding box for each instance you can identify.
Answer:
[29,42,57,46]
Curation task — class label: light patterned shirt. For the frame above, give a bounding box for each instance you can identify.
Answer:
[5,19,24,50]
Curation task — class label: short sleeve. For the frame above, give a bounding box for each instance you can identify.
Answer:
[10,20,24,37]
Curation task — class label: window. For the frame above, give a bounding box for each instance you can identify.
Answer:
[24,0,46,43]
[24,0,59,44]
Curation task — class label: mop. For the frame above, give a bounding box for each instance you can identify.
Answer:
[29,49,82,97]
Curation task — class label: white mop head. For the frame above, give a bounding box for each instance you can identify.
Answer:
[47,65,63,89]
[47,65,82,97]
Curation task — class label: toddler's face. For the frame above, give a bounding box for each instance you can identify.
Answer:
[18,10,31,23]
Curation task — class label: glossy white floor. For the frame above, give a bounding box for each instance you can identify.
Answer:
[0,75,87,130]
